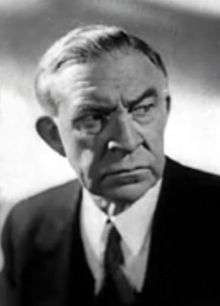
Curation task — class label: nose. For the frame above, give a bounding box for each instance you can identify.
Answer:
[108,114,142,153]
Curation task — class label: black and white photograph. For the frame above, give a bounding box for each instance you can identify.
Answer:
[1,1,220,305]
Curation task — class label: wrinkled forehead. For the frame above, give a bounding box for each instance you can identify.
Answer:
[51,49,168,105]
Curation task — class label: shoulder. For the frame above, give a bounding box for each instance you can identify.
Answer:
[9,179,82,224]
[2,179,82,250]
[158,158,220,238]
[163,157,220,219]
[165,157,220,190]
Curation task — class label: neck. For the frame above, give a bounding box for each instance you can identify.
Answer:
[86,192,131,216]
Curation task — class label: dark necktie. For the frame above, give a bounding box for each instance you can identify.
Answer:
[96,222,136,306]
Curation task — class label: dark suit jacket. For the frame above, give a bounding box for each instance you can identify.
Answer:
[1,158,220,306]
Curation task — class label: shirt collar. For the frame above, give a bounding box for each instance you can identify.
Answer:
[81,180,162,259]
[113,180,161,256]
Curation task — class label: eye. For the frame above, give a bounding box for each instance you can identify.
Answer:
[73,112,107,135]
[132,102,155,122]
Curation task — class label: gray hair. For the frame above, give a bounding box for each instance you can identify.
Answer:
[35,24,167,116]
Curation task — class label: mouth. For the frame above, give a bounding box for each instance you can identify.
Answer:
[102,166,150,180]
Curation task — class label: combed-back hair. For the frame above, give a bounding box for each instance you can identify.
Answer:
[35,24,167,116]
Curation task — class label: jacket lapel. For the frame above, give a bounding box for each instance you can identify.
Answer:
[68,188,95,306]
[139,158,187,306]
[22,180,95,306]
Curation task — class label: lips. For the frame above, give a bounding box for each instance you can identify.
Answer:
[102,166,149,179]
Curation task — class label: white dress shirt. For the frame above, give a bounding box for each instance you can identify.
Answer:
[80,180,162,294]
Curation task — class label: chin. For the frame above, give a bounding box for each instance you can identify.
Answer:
[100,180,155,205]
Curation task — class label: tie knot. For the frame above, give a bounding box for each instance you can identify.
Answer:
[97,222,136,305]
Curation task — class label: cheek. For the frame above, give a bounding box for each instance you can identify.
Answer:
[68,141,103,191]
[63,132,98,177]
[66,136,92,164]
[151,122,166,146]
[77,149,94,172]
[140,117,167,152]
[152,107,168,136]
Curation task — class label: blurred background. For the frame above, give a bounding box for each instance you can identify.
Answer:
[1,0,220,266]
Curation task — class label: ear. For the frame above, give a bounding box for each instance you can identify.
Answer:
[36,116,66,157]
[166,94,171,114]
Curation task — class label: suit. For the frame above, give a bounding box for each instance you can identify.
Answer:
[1,157,220,306]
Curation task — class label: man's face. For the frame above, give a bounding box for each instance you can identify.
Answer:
[54,49,169,205]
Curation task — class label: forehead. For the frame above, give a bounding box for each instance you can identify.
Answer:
[52,50,167,106]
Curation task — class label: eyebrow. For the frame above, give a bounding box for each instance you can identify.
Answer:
[73,87,157,115]
[74,100,116,116]
[125,87,157,110]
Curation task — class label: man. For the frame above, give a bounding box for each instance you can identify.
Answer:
[1,24,220,306]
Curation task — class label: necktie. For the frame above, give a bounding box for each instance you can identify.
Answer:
[96,222,136,305]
